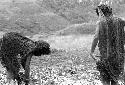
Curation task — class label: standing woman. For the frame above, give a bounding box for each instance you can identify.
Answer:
[90,4,125,85]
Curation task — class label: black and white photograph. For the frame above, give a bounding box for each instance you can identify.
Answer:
[0,0,124,85]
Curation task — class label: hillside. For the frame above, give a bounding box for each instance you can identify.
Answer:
[0,1,125,36]
[0,2,70,36]
[58,23,96,36]
[0,1,98,36]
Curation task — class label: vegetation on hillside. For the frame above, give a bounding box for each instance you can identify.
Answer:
[0,0,125,35]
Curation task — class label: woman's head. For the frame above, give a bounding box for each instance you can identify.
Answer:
[33,40,51,56]
[95,4,112,17]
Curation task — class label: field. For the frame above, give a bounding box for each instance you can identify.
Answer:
[0,34,102,85]
[0,0,125,85]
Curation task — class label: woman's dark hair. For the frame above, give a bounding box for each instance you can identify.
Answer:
[33,40,50,56]
[95,4,112,16]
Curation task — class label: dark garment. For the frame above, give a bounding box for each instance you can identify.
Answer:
[0,32,36,80]
[96,61,118,85]
[96,16,125,84]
